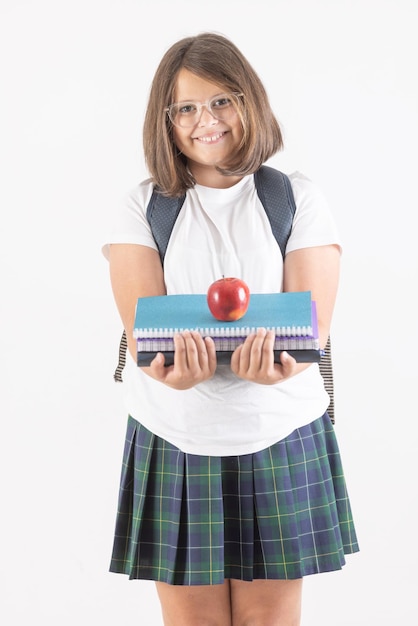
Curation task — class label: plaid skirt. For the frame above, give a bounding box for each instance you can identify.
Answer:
[109,413,359,585]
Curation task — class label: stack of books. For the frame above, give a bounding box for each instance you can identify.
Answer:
[133,291,322,366]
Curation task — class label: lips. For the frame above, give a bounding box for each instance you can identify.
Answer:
[194,131,226,143]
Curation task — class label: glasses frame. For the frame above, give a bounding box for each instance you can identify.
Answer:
[165,92,244,128]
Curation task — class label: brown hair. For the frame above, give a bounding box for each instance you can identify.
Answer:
[143,32,283,197]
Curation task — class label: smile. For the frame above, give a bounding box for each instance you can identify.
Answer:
[195,132,226,143]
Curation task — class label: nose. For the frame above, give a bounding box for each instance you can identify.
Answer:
[197,104,218,126]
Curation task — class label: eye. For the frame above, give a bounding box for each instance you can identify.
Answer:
[211,96,232,110]
[178,102,198,115]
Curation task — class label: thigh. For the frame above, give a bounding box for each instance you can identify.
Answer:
[155,580,232,626]
[230,578,303,626]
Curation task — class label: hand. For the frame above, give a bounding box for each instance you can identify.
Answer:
[148,331,217,389]
[230,328,300,384]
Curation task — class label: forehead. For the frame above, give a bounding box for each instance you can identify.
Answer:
[174,68,226,102]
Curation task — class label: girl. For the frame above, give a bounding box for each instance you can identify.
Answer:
[104,32,359,626]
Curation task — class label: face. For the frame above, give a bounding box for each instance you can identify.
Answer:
[171,69,244,185]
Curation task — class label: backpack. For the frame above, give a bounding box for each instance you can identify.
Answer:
[113,165,335,423]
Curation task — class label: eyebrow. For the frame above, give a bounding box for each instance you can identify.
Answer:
[173,92,228,104]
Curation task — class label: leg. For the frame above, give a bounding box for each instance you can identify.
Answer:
[155,580,232,626]
[230,578,303,626]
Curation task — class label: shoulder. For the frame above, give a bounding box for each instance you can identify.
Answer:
[285,171,341,252]
[287,171,330,213]
[101,178,158,259]
[288,170,323,195]
[124,177,155,214]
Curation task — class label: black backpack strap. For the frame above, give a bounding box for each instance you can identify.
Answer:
[254,165,296,256]
[146,189,186,264]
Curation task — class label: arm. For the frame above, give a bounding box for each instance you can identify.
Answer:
[283,244,341,351]
[230,244,340,383]
[108,243,217,389]
[109,243,166,361]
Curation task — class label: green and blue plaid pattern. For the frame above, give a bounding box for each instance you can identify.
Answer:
[110,413,359,585]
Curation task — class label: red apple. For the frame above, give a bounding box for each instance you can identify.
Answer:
[207,277,250,321]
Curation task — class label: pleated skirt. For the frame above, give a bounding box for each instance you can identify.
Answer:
[109,413,359,585]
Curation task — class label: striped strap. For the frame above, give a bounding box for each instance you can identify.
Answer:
[320,336,334,424]
[114,330,127,383]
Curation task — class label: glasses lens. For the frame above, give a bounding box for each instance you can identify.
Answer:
[168,93,240,128]
[208,94,238,121]
[168,102,198,128]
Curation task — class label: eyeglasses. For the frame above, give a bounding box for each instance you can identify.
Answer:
[165,92,243,128]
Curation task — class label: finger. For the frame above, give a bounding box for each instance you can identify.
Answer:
[204,336,218,373]
[279,350,297,376]
[235,332,257,371]
[245,328,268,372]
[188,331,210,369]
[257,329,276,375]
[231,329,275,380]
[151,352,165,368]
[149,352,171,380]
[230,343,243,374]
[185,332,217,375]
[173,332,189,368]
[177,331,210,373]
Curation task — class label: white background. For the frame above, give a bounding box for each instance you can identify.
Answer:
[1,0,417,624]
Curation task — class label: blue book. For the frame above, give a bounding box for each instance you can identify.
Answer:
[134,291,321,366]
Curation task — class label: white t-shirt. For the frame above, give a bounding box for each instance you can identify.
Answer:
[103,171,341,456]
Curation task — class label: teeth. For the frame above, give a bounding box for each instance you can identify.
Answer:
[198,132,224,143]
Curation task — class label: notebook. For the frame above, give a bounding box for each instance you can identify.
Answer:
[134,291,322,366]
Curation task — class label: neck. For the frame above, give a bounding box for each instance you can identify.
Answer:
[190,162,243,189]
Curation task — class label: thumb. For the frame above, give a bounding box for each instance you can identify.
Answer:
[279,350,297,377]
[279,351,295,373]
[280,350,290,365]
[150,352,166,373]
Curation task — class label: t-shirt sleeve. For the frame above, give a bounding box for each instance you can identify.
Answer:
[101,179,158,260]
[285,172,342,254]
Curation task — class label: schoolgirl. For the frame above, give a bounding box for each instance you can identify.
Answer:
[104,32,359,625]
